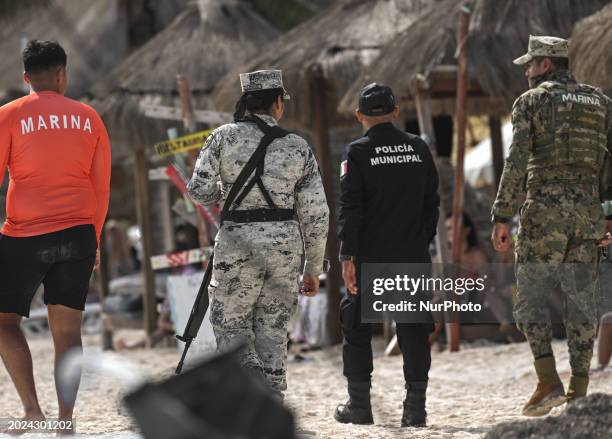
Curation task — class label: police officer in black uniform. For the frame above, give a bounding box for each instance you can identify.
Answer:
[334,83,439,427]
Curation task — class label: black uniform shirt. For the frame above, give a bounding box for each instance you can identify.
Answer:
[338,122,440,262]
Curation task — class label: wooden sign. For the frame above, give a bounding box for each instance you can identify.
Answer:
[150,247,212,271]
[140,103,233,125]
[148,166,170,181]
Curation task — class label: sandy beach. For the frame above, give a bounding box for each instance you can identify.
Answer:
[0,330,610,439]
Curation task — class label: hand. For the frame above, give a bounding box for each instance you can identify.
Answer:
[342,260,358,295]
[94,249,101,271]
[301,273,320,297]
[598,232,612,247]
[491,222,512,252]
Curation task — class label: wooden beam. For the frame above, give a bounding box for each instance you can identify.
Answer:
[414,78,452,347]
[448,2,472,352]
[134,148,157,335]
[489,115,504,191]
[177,75,210,262]
[414,79,451,264]
[401,96,509,119]
[414,79,437,149]
[177,75,197,133]
[310,67,342,345]
[426,78,485,95]
[139,103,232,125]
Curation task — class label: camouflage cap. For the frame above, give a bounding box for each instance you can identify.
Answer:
[513,35,569,65]
[239,69,290,100]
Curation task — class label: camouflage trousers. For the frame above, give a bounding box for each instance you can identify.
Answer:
[514,187,604,376]
[209,236,301,393]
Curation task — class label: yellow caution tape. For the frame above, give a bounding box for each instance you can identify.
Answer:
[154,129,214,157]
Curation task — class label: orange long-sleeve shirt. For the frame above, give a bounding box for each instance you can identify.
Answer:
[0,91,111,242]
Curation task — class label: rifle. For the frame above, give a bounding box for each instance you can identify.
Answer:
[175,115,290,374]
[175,251,214,374]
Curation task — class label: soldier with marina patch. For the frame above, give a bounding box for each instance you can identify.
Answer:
[491,36,612,416]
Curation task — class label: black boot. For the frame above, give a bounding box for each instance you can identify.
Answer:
[401,381,427,427]
[334,380,374,425]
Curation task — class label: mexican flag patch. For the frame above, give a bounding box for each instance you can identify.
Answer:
[340,160,348,177]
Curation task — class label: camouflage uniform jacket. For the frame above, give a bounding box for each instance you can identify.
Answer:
[187,114,329,275]
[492,70,612,221]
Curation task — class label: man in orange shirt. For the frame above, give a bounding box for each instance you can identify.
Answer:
[0,40,110,432]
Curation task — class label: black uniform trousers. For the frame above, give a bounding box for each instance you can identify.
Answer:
[340,265,433,385]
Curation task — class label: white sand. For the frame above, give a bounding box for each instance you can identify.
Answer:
[1,331,611,438]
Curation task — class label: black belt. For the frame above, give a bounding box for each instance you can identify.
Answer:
[221,209,295,223]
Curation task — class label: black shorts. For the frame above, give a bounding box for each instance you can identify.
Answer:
[0,224,97,317]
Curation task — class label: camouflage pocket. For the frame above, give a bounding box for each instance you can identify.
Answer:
[576,202,606,239]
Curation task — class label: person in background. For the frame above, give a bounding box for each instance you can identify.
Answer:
[104,220,136,279]
[595,312,612,371]
[439,213,522,343]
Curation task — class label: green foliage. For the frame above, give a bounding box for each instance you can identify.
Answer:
[244,0,316,31]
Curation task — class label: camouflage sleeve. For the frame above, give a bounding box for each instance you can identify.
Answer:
[294,144,330,276]
[607,96,612,162]
[491,94,533,220]
[602,97,612,203]
[187,128,223,206]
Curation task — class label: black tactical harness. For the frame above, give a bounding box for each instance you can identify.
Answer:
[220,114,295,225]
[176,115,314,374]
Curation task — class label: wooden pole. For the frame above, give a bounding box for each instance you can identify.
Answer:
[158,181,175,252]
[414,77,456,348]
[134,148,157,335]
[177,75,210,258]
[449,2,472,352]
[177,75,197,133]
[310,67,342,345]
[489,115,504,191]
[414,78,450,265]
[96,229,114,350]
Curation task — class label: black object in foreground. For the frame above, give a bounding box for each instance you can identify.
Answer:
[124,343,297,439]
[175,252,214,374]
[485,393,612,439]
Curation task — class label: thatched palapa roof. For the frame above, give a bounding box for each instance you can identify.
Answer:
[211,0,438,133]
[570,3,612,97]
[89,0,278,158]
[0,0,189,102]
[0,0,130,101]
[339,0,610,117]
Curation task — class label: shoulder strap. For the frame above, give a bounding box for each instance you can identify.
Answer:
[221,115,289,222]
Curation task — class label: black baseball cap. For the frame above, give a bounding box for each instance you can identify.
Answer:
[358,83,396,116]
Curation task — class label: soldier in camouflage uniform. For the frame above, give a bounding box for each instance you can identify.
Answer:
[187,70,329,395]
[491,36,612,416]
